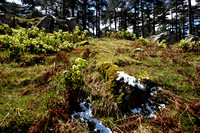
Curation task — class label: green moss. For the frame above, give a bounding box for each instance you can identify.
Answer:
[98,61,121,80]
[116,92,124,102]
[134,71,156,83]
[113,57,141,66]
[77,40,90,46]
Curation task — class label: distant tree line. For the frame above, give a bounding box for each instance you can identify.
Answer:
[0,0,200,38]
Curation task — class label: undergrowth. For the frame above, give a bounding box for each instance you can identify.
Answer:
[0,26,200,132]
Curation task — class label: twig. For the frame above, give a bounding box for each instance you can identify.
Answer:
[0,112,9,126]
[187,111,195,128]
[178,103,188,129]
[109,120,123,133]
[115,115,137,122]
[158,88,192,103]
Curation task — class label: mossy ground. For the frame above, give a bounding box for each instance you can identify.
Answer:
[0,38,200,132]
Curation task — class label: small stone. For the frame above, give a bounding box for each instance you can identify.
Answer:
[135,48,145,52]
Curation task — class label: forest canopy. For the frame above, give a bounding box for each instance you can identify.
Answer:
[1,0,200,38]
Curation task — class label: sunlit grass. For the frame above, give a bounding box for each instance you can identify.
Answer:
[0,37,199,132]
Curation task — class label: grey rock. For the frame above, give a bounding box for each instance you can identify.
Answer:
[134,48,145,52]
[52,24,59,32]
[65,17,80,32]
[185,36,199,43]
[57,20,69,31]
[35,15,54,33]
[151,32,176,44]
[35,15,79,33]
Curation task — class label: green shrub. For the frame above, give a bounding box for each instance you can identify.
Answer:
[106,29,136,40]
[177,39,199,52]
[58,41,74,52]
[156,39,168,48]
[0,24,13,35]
[137,36,149,46]
[63,58,88,90]
[0,26,88,55]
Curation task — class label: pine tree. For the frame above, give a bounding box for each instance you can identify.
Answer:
[188,0,192,35]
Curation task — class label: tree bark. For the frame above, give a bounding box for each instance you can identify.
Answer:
[175,0,178,40]
[134,3,136,34]
[171,8,173,33]
[72,6,75,17]
[182,1,185,39]
[188,0,192,35]
[153,2,155,35]
[141,0,144,37]
[63,0,66,19]
[82,0,87,30]
[114,9,117,30]
[123,9,127,30]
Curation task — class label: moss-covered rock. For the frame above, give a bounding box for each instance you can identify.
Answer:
[98,62,156,111]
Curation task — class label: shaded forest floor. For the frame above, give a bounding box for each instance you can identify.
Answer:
[0,38,200,132]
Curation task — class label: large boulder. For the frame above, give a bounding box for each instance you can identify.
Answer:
[185,36,199,43]
[65,17,80,32]
[35,16,80,33]
[56,20,69,31]
[151,32,176,44]
[35,15,54,33]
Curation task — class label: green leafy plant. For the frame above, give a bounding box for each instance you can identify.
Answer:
[157,39,168,48]
[0,26,88,55]
[106,29,136,40]
[58,41,74,52]
[63,58,88,90]
[0,24,13,35]
[177,39,199,52]
[137,36,149,46]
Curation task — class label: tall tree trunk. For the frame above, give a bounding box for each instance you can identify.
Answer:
[45,7,47,15]
[63,0,66,19]
[182,1,185,39]
[188,0,192,35]
[153,2,155,35]
[134,3,137,34]
[72,6,75,17]
[141,0,144,37]
[98,10,101,37]
[171,8,173,33]
[179,25,181,40]
[93,21,95,36]
[123,9,127,30]
[31,0,34,10]
[96,9,100,37]
[110,19,111,30]
[114,9,117,30]
[175,0,178,41]
[136,2,139,38]
[83,0,87,30]
[147,10,151,35]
